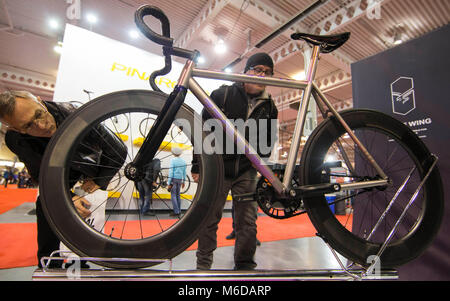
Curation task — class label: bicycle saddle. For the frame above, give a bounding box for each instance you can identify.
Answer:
[291,32,350,53]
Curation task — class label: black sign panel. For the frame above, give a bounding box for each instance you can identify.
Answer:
[351,24,450,280]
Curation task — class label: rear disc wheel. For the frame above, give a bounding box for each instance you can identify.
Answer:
[301,109,443,267]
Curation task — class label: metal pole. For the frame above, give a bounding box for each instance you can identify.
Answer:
[223,0,331,70]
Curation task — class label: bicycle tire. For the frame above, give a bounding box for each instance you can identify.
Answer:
[40,90,224,269]
[107,113,130,134]
[301,109,444,268]
[152,172,164,192]
[180,175,191,195]
[139,116,156,138]
[154,173,190,195]
[171,125,189,144]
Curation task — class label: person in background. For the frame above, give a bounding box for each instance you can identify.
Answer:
[191,52,278,270]
[2,168,9,188]
[136,158,161,216]
[18,169,27,188]
[167,147,186,217]
[0,90,127,268]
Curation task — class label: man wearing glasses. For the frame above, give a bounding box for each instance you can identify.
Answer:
[192,53,278,270]
[0,90,127,268]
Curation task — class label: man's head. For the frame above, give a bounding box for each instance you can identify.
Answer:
[0,90,57,137]
[243,52,274,96]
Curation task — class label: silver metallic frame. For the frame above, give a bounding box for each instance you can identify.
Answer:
[181,45,388,195]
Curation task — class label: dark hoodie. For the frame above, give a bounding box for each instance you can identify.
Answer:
[192,83,278,178]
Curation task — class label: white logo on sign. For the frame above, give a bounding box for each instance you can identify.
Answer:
[391,77,416,116]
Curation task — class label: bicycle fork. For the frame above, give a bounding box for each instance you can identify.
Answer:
[126,62,194,180]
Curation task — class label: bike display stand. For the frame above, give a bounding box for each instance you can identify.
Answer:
[317,154,439,280]
[32,250,398,281]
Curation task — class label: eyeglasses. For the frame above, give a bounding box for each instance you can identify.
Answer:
[248,66,274,77]
[11,109,47,134]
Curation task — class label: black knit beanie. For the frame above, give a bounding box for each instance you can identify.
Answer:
[244,52,274,73]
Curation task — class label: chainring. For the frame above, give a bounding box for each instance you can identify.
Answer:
[255,174,305,219]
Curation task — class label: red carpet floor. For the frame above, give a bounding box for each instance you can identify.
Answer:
[101,213,352,248]
[0,186,352,269]
[0,185,39,269]
[0,185,37,214]
[0,223,38,269]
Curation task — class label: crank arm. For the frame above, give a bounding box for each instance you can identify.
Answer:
[236,183,341,201]
[293,183,341,198]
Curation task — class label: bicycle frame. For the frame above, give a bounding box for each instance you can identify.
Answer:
[133,44,388,196]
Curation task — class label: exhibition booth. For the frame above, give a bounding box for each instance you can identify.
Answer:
[0,0,448,283]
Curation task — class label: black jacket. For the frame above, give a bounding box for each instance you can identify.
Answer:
[192,83,278,178]
[5,101,127,190]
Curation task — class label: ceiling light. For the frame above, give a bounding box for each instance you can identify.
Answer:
[326,155,336,162]
[224,67,232,73]
[0,161,24,168]
[129,30,139,39]
[196,56,205,64]
[393,29,403,45]
[54,41,63,54]
[215,39,227,54]
[394,37,403,45]
[48,19,59,29]
[86,13,98,24]
[292,71,306,80]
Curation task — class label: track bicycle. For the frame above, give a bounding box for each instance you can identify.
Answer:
[39,5,444,269]
[139,116,189,144]
[154,170,192,195]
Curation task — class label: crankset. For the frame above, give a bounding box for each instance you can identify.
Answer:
[233,164,343,219]
[231,164,305,219]
[255,177,306,219]
[256,164,306,219]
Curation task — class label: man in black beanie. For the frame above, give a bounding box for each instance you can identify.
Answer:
[244,52,274,72]
[192,52,278,270]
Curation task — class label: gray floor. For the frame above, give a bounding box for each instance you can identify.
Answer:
[0,238,349,281]
[0,201,350,281]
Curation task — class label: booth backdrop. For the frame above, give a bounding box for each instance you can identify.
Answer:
[351,24,450,280]
[54,24,231,111]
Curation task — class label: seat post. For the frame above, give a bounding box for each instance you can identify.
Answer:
[306,45,321,82]
[282,45,321,190]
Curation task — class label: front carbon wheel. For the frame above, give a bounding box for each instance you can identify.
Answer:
[40,90,224,268]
